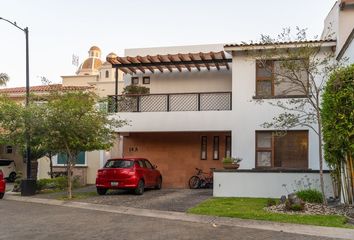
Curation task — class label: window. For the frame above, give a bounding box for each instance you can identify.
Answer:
[105,70,109,78]
[104,160,133,168]
[144,160,153,169]
[255,131,308,169]
[225,136,231,158]
[143,76,150,84]
[213,136,219,160]
[5,146,13,154]
[201,136,207,160]
[57,152,86,165]
[131,77,139,85]
[256,60,308,98]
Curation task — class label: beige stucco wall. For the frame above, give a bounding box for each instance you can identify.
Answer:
[124,69,231,94]
[37,156,51,179]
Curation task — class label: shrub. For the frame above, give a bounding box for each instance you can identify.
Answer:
[266,198,277,207]
[296,189,323,203]
[36,176,82,191]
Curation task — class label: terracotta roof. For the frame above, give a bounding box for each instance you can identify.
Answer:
[107,51,232,74]
[0,84,93,94]
[224,39,336,48]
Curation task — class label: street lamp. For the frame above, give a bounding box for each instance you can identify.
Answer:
[0,17,35,196]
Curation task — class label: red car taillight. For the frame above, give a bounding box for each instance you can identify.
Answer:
[97,170,104,178]
[0,170,3,180]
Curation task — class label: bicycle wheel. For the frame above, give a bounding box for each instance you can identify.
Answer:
[189,176,200,189]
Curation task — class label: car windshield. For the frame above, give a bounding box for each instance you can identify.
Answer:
[0,160,12,166]
[104,160,134,169]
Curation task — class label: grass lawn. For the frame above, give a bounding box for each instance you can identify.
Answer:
[188,197,351,228]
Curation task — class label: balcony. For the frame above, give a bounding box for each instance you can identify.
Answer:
[108,92,232,113]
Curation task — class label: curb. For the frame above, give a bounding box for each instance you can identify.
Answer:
[4,194,354,240]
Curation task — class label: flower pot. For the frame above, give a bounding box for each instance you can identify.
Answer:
[223,163,240,169]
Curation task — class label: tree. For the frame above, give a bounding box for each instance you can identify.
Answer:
[252,28,344,204]
[322,64,354,205]
[0,96,49,178]
[46,91,126,199]
[0,73,9,86]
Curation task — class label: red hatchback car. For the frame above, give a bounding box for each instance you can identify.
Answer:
[0,170,6,199]
[96,158,162,195]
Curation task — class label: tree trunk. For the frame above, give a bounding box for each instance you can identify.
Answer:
[317,120,327,205]
[67,160,73,199]
[49,153,53,179]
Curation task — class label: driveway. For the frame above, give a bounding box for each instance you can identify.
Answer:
[80,188,213,212]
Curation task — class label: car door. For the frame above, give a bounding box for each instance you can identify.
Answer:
[143,160,155,187]
[0,161,10,178]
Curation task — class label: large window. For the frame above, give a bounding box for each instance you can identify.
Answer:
[255,131,308,169]
[256,60,308,98]
[57,152,86,165]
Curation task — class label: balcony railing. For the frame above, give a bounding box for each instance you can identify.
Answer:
[107,92,232,113]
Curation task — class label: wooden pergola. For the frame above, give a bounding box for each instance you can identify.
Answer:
[106,51,232,98]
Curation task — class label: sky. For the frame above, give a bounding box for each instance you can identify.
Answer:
[0,0,336,87]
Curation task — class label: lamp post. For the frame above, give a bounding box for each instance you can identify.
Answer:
[0,17,35,196]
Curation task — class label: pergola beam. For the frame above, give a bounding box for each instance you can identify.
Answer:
[178,54,191,72]
[116,57,137,74]
[210,52,220,70]
[157,55,172,72]
[127,57,145,73]
[199,52,210,71]
[137,56,155,73]
[189,53,200,71]
[167,54,182,72]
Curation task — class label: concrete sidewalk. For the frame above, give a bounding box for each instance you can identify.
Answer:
[4,194,354,240]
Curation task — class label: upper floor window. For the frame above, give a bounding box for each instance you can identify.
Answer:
[255,130,308,169]
[131,77,139,85]
[105,70,109,78]
[6,146,13,154]
[143,76,150,84]
[255,60,308,98]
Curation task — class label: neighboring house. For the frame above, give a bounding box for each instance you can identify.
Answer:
[0,46,124,185]
[322,0,354,63]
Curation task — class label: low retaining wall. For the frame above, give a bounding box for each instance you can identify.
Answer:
[213,170,334,198]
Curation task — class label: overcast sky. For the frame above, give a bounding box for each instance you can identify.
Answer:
[0,0,335,87]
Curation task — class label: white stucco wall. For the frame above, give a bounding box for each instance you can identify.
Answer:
[342,37,354,63]
[230,50,332,171]
[213,172,334,198]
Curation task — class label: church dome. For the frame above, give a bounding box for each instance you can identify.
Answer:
[77,46,102,75]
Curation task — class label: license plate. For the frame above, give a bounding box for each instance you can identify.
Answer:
[111,182,119,186]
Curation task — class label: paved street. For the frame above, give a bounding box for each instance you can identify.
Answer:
[0,200,341,240]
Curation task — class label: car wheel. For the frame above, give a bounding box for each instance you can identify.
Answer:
[9,172,16,182]
[155,177,162,190]
[134,180,144,195]
[0,193,4,199]
[96,188,108,195]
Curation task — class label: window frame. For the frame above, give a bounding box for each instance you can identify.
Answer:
[200,136,207,160]
[53,152,87,167]
[105,70,109,78]
[255,130,309,169]
[213,136,219,160]
[255,59,309,98]
[225,136,231,158]
[5,145,13,154]
[131,77,139,85]
[142,76,150,84]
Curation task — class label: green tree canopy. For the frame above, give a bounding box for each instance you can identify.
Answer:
[321,64,354,204]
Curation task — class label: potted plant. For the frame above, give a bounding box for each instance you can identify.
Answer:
[222,157,242,169]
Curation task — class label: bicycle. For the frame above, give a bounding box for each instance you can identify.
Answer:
[188,168,215,189]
